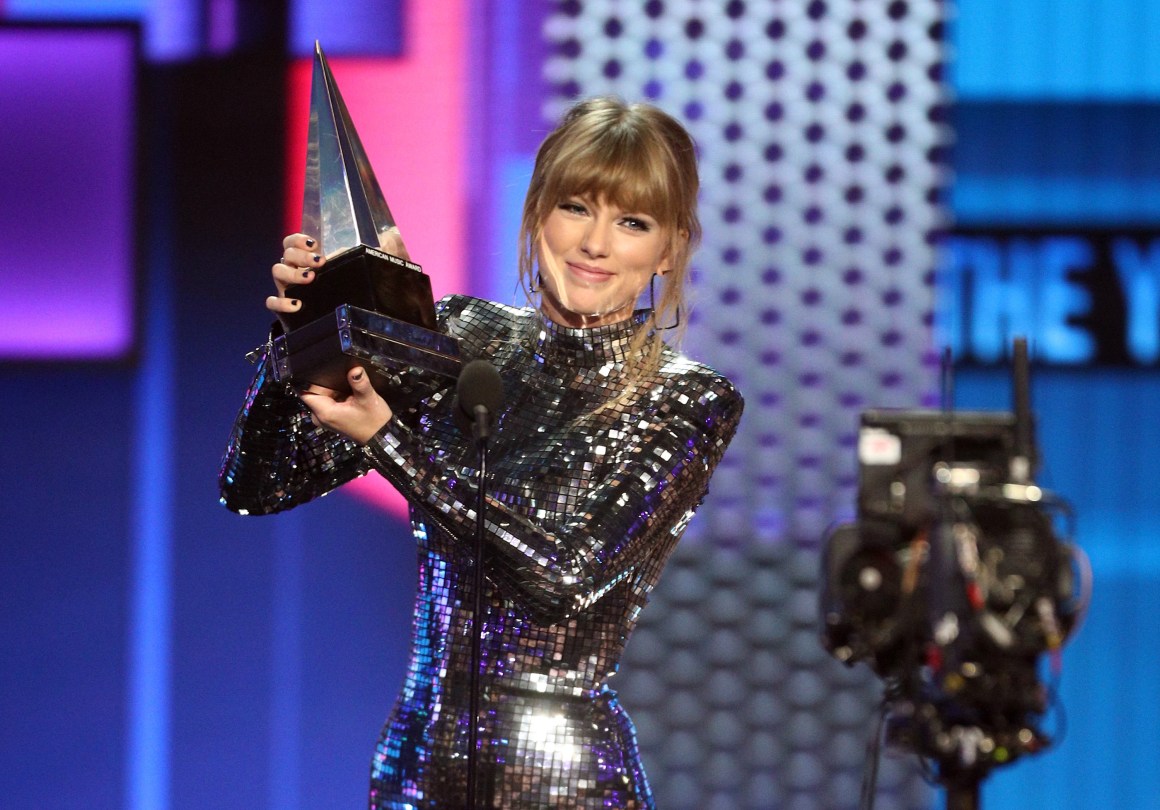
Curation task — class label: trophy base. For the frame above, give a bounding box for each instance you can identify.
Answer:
[277,244,436,333]
[270,304,461,399]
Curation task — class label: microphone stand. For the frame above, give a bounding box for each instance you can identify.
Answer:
[465,403,489,810]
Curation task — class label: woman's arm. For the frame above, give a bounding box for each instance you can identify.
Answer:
[363,371,744,623]
[220,227,459,514]
[218,348,370,515]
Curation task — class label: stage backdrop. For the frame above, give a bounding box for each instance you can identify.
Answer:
[540,2,942,807]
[4,1,1159,809]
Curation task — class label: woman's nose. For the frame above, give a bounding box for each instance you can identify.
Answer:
[581,218,610,257]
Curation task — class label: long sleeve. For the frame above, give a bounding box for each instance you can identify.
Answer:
[362,368,743,624]
[218,349,368,515]
[219,296,458,516]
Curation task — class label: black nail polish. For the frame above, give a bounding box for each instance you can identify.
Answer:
[302,270,312,279]
[312,254,322,263]
[305,238,315,247]
[290,299,300,307]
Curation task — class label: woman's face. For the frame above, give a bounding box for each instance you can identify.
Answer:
[537,195,670,328]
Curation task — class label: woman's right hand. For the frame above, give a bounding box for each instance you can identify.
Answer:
[267,233,326,315]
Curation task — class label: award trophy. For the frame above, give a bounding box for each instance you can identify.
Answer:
[270,42,461,397]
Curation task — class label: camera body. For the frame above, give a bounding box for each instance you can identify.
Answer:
[821,409,1083,778]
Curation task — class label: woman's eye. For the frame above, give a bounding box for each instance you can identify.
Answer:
[622,217,651,231]
[560,201,587,215]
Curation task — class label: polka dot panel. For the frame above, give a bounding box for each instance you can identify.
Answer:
[546,1,944,807]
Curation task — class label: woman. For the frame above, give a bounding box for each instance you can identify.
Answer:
[221,97,743,809]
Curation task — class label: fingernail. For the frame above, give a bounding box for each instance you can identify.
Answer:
[305,238,315,247]
[312,254,322,263]
[290,299,300,307]
[301,269,312,279]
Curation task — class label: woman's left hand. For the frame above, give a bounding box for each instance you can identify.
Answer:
[299,365,393,445]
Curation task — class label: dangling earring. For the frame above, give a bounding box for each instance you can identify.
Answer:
[650,273,680,330]
[530,272,543,293]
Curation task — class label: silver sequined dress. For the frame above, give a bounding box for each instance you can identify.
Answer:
[220,295,743,809]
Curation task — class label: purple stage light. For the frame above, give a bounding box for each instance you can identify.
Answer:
[0,25,137,360]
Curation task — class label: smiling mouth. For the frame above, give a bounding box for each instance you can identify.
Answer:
[567,262,614,281]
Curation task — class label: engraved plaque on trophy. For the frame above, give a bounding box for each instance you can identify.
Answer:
[271,42,460,396]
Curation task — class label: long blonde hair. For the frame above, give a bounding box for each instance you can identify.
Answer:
[518,97,701,377]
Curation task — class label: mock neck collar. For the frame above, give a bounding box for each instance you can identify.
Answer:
[532,309,650,368]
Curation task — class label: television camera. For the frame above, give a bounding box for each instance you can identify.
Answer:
[820,340,1090,809]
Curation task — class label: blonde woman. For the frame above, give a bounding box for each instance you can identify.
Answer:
[222,97,743,809]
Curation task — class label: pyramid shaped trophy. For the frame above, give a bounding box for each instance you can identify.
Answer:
[269,42,461,396]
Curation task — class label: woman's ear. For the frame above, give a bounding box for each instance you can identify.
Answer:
[657,228,690,277]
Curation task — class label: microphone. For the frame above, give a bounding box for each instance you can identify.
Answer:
[455,359,503,443]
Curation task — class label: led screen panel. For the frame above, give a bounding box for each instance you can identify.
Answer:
[290,0,403,57]
[0,25,137,360]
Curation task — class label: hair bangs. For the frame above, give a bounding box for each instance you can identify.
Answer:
[544,127,675,227]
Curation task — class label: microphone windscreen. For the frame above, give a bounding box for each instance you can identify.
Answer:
[456,359,504,417]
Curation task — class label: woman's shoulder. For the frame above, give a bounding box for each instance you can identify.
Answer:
[435,294,535,355]
[655,347,745,414]
[435,294,533,328]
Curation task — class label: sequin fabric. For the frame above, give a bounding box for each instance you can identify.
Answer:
[220,295,743,809]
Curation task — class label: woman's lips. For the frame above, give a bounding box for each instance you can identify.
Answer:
[567,262,613,282]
